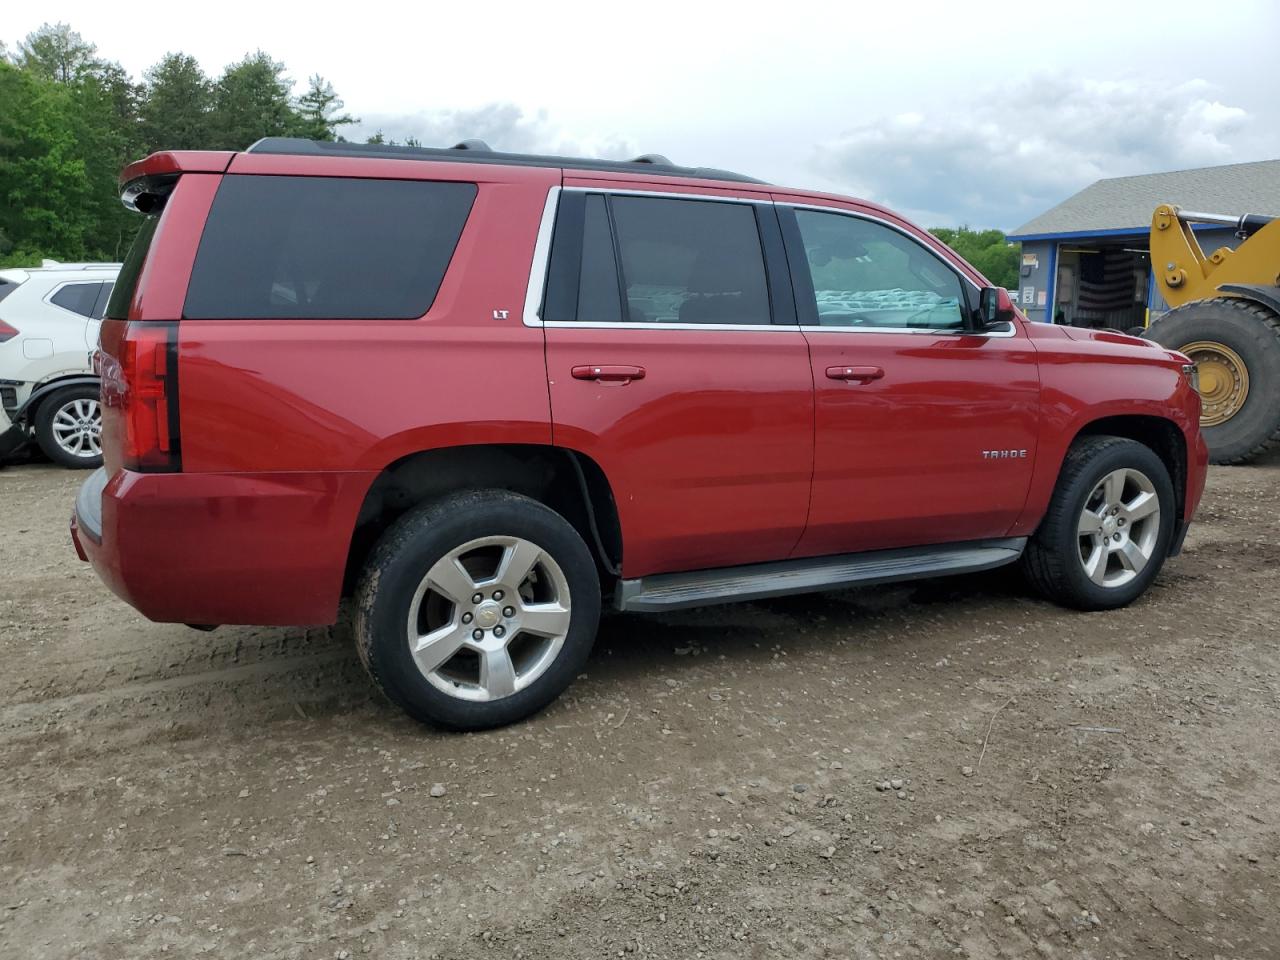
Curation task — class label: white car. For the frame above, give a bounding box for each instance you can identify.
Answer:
[0,260,119,468]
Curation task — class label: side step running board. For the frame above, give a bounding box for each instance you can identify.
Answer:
[615,538,1027,613]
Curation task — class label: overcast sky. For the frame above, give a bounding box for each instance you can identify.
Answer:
[10,0,1280,230]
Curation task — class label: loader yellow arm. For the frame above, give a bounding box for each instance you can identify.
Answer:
[1151,203,1280,308]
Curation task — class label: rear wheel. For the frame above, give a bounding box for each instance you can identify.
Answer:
[33,384,103,469]
[1145,297,1280,463]
[1020,436,1175,610]
[354,490,600,730]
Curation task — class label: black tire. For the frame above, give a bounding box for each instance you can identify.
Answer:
[33,384,103,469]
[1125,325,1147,338]
[1020,436,1175,611]
[1144,297,1280,463]
[354,490,601,731]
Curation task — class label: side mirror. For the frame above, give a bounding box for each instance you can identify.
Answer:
[977,286,1017,331]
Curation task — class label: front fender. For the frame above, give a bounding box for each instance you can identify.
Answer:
[1011,326,1201,535]
[15,375,100,422]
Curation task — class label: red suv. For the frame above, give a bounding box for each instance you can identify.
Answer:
[71,138,1209,729]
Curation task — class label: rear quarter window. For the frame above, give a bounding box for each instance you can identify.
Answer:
[183,175,477,320]
[50,281,105,318]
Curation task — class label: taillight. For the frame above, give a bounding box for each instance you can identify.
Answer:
[108,323,181,472]
[0,320,17,343]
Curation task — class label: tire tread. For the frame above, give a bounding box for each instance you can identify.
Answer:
[353,489,599,730]
[1149,296,1280,464]
[1020,436,1170,610]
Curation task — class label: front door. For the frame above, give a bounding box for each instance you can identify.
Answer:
[540,188,815,577]
[779,204,1041,557]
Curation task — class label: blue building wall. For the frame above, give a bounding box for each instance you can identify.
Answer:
[1010,227,1243,325]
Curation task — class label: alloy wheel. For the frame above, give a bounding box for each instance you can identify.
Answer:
[405,535,571,702]
[50,397,102,459]
[1076,467,1161,588]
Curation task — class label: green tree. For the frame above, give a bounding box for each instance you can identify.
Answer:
[294,74,355,141]
[0,28,358,265]
[140,53,213,151]
[930,226,1021,290]
[17,22,102,84]
[0,62,97,264]
[210,51,298,149]
[74,64,145,259]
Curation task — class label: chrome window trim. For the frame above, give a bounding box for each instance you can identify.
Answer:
[522,185,562,327]
[798,322,1017,339]
[521,188,1020,339]
[543,320,797,332]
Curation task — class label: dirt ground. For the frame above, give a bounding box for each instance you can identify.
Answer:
[1,455,1277,960]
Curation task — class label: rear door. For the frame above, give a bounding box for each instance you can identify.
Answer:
[540,185,815,577]
[779,202,1040,557]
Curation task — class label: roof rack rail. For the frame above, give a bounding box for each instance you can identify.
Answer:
[243,138,765,185]
[38,259,121,270]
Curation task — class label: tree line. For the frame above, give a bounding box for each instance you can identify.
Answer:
[0,23,356,267]
[931,227,1020,292]
[0,23,1021,288]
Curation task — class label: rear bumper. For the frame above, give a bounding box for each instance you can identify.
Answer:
[72,466,374,625]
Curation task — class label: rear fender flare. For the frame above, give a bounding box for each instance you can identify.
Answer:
[15,375,101,422]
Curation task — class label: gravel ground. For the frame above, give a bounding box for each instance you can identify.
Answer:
[1,455,1277,959]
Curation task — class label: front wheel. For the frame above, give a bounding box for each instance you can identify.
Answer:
[33,384,103,469]
[354,490,601,730]
[1020,436,1175,610]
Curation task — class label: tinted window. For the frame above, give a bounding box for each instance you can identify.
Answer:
[610,196,770,325]
[91,282,114,320]
[106,216,159,320]
[0,279,21,305]
[184,176,477,320]
[794,210,966,330]
[577,195,622,322]
[51,282,103,318]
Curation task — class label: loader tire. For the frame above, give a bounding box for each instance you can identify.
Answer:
[1145,297,1280,464]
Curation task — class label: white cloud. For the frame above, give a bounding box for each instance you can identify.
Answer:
[350,104,635,161]
[813,76,1256,231]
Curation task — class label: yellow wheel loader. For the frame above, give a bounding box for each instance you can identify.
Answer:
[1144,205,1280,463]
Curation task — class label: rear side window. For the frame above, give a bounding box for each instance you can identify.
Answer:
[0,278,21,305]
[106,216,160,320]
[184,176,477,320]
[50,282,104,318]
[610,196,771,325]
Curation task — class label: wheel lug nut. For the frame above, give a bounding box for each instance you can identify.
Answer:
[493,626,505,638]
[503,606,515,618]
[1113,533,1121,542]
[492,590,504,601]
[461,612,473,624]
[471,592,483,604]
[472,628,484,641]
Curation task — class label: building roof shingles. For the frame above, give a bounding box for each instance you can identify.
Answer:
[1009,158,1280,239]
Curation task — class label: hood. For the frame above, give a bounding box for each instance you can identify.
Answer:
[1024,321,1189,365]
